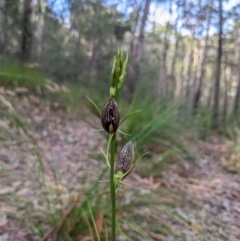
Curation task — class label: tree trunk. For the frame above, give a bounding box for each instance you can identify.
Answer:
[21,0,32,61]
[157,21,170,97]
[212,0,223,129]
[207,86,213,107]
[74,30,82,81]
[1,0,9,55]
[134,0,151,62]
[233,46,240,119]
[129,6,141,56]
[36,0,45,60]
[223,62,228,123]
[169,15,181,98]
[179,54,185,98]
[185,35,195,104]
[1,0,19,55]
[170,19,180,78]
[89,0,101,82]
[193,1,212,112]
[128,0,151,98]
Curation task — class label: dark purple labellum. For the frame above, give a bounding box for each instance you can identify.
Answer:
[115,141,135,179]
[101,98,120,134]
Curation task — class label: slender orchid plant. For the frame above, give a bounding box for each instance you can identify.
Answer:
[87,49,146,241]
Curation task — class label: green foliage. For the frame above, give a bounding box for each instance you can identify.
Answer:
[0,61,45,90]
[190,107,212,140]
[121,95,193,161]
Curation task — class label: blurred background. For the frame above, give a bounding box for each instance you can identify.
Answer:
[0,0,240,240]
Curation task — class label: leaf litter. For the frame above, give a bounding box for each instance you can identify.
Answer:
[0,87,240,241]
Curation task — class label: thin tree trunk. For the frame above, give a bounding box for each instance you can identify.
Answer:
[191,40,202,106]
[233,46,240,119]
[170,18,180,78]
[36,0,45,60]
[89,0,101,81]
[170,15,181,98]
[212,0,223,129]
[135,0,151,62]
[74,30,81,81]
[179,55,185,98]
[129,6,141,56]
[207,86,213,107]
[89,36,100,78]
[177,59,186,120]
[223,62,228,123]
[2,0,9,55]
[185,35,195,103]
[2,0,19,55]
[21,0,32,61]
[193,1,212,112]
[128,0,151,97]
[157,0,174,97]
[157,21,171,97]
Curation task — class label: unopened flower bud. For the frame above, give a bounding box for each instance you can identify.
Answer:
[101,98,120,134]
[115,141,135,179]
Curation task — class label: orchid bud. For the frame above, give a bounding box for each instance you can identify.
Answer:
[101,98,120,134]
[115,141,135,179]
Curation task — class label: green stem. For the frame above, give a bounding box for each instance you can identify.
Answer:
[110,133,116,241]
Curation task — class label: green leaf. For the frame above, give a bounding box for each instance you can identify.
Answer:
[85,96,102,117]
[120,109,142,126]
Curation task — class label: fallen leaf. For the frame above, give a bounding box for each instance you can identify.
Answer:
[94,211,104,240]
[148,232,167,241]
[191,221,203,233]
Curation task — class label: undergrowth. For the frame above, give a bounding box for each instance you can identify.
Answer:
[0,61,45,90]
[1,61,240,241]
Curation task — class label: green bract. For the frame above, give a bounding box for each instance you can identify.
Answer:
[109,49,128,99]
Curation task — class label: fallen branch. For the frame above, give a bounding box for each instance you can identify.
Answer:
[40,195,82,241]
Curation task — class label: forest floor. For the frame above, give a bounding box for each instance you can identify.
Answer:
[0,88,240,241]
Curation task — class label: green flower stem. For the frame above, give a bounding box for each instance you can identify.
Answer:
[110,133,116,241]
[108,49,128,240]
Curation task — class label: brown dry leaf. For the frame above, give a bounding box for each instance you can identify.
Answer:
[232,191,240,201]
[191,221,203,233]
[220,156,227,164]
[134,176,161,190]
[94,211,104,240]
[16,188,31,196]
[47,183,67,193]
[0,206,17,214]
[233,206,240,214]
[148,231,167,241]
[0,187,15,195]
[79,236,92,241]
[191,184,222,195]
[0,214,8,226]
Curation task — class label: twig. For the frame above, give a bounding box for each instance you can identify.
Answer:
[40,195,81,241]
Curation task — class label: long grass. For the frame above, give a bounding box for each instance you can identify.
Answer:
[119,95,194,162]
[0,61,45,90]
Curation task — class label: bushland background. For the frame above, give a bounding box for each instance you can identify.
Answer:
[0,0,240,240]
